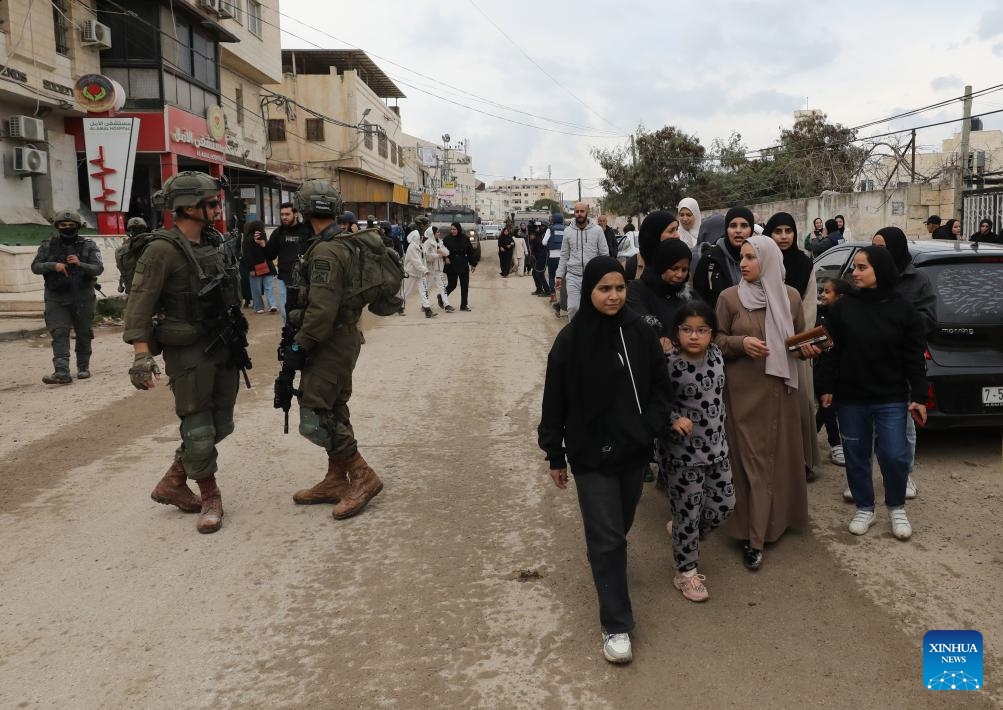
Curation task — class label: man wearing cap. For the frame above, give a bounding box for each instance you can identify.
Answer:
[31,210,104,384]
[338,211,359,233]
[925,215,953,240]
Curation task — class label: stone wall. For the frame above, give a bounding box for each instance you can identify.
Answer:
[0,237,123,294]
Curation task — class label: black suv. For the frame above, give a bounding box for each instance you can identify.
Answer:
[813,240,1003,429]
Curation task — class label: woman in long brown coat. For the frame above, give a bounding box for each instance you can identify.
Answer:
[715,232,809,570]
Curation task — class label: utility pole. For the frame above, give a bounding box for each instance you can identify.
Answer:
[955,84,973,221]
[578,178,582,202]
[910,129,917,184]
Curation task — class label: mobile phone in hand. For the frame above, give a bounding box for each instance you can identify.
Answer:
[910,408,925,427]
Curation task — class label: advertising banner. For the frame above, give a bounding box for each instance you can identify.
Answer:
[82,117,140,213]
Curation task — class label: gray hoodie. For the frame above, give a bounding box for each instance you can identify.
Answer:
[556,220,609,279]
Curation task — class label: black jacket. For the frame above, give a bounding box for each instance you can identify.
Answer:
[815,292,928,405]
[603,226,618,258]
[243,235,276,276]
[895,264,936,335]
[626,279,692,339]
[443,233,479,274]
[692,239,740,308]
[538,318,673,471]
[266,222,311,281]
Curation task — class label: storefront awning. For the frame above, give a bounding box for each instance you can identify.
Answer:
[339,170,393,203]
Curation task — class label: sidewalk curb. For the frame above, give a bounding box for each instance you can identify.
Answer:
[0,326,46,343]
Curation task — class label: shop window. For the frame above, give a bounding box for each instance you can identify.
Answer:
[53,0,71,56]
[268,119,286,142]
[247,0,262,37]
[306,118,324,142]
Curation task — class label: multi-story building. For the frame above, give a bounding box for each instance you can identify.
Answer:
[488,178,560,211]
[400,133,478,211]
[474,188,511,223]
[265,49,413,223]
[0,0,102,224]
[58,0,288,229]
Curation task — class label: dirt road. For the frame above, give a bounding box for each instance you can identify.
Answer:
[1,250,1000,708]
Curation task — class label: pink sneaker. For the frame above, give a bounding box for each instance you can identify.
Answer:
[673,569,709,602]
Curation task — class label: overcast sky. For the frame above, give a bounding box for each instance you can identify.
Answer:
[278,0,1003,198]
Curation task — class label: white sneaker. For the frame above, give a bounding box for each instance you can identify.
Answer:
[602,632,632,664]
[905,476,918,499]
[848,509,876,535]
[890,508,912,540]
[842,486,854,503]
[830,445,845,466]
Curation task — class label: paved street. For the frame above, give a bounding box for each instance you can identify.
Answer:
[0,250,1000,709]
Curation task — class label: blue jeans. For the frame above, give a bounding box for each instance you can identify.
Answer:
[837,402,910,510]
[276,278,288,324]
[249,274,274,311]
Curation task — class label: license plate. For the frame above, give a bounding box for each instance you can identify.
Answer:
[983,386,1003,406]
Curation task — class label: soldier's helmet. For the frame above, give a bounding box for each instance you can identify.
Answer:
[294,179,343,218]
[415,215,430,228]
[126,217,148,232]
[162,171,220,209]
[53,209,83,226]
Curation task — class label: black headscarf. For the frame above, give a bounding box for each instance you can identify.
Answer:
[874,226,911,272]
[638,211,678,264]
[855,245,899,301]
[640,238,692,297]
[570,257,638,423]
[764,211,812,295]
[722,206,754,260]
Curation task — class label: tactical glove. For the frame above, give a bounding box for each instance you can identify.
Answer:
[282,342,307,371]
[129,352,161,390]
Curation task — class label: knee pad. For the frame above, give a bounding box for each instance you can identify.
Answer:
[214,420,235,443]
[49,326,70,341]
[183,424,216,460]
[298,408,333,449]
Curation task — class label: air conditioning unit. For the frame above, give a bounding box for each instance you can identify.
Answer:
[8,115,45,141]
[217,1,235,19]
[13,147,49,175]
[81,20,112,49]
[198,0,222,15]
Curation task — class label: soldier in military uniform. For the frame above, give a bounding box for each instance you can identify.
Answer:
[280,179,384,519]
[123,172,245,534]
[126,216,148,238]
[30,210,104,384]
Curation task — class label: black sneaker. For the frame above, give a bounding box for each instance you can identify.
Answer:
[460,306,472,312]
[444,305,455,313]
[742,544,763,570]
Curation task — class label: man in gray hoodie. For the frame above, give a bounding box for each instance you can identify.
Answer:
[556,202,609,319]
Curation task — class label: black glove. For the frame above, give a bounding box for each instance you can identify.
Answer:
[282,342,307,371]
[273,368,297,411]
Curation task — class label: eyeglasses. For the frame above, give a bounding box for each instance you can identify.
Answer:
[204,199,220,208]
[679,326,712,336]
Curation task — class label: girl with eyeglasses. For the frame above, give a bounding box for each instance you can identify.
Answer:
[659,300,735,602]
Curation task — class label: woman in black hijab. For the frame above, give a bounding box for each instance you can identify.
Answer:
[693,206,754,307]
[972,218,1000,243]
[872,226,936,335]
[765,211,820,479]
[816,246,927,542]
[627,237,694,345]
[538,256,672,665]
[497,225,515,277]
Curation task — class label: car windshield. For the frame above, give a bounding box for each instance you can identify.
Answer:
[433,212,476,223]
[921,262,1003,325]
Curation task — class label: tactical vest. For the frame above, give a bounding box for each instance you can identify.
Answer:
[291,225,365,327]
[41,236,97,293]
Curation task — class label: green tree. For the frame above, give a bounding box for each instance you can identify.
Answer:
[592,125,707,216]
[532,198,563,213]
[768,113,866,198]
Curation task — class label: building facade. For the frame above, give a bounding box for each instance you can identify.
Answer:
[0,0,102,225]
[488,178,560,211]
[265,50,414,223]
[400,133,478,211]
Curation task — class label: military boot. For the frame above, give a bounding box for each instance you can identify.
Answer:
[195,476,224,534]
[76,359,91,380]
[292,456,350,505]
[150,460,201,513]
[331,452,384,520]
[42,371,73,385]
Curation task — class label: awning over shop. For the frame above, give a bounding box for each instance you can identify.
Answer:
[392,184,409,205]
[338,170,393,203]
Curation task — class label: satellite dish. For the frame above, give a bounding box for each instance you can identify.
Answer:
[442,133,450,144]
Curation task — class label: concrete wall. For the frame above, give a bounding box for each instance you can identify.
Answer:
[0,237,122,296]
[705,185,956,241]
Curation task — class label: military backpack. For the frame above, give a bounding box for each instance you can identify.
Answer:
[333,228,405,316]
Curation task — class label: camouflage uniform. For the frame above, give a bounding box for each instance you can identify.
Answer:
[123,227,241,480]
[31,230,104,379]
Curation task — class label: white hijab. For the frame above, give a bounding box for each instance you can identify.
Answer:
[676,197,701,249]
[737,235,797,389]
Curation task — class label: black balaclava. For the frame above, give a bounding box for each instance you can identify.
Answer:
[637,211,678,264]
[855,245,899,300]
[571,256,640,423]
[641,238,692,297]
[59,226,79,240]
[874,226,911,272]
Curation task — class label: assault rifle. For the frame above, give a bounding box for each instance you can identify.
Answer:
[274,322,302,434]
[204,304,253,389]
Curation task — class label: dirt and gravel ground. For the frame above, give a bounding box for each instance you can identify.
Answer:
[0,250,1000,709]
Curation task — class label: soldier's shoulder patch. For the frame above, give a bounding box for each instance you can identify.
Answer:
[310,258,332,285]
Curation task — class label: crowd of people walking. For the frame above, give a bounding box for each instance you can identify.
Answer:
[534,198,932,665]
